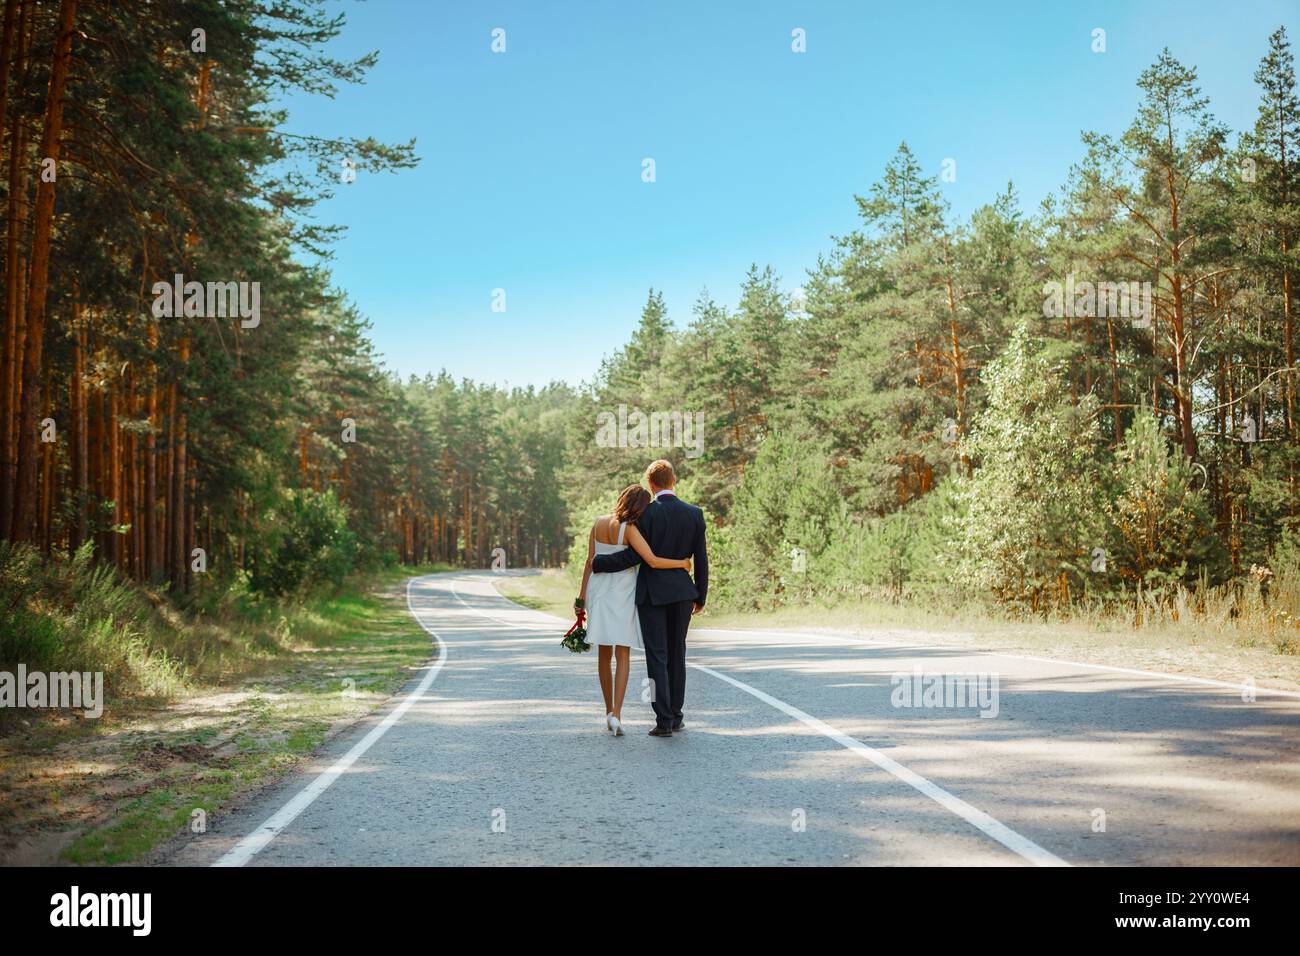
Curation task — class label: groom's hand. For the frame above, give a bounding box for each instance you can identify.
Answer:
[692,601,704,615]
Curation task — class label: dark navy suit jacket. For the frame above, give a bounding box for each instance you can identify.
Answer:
[591,493,709,607]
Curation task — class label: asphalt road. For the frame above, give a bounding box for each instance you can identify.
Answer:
[164,571,1300,866]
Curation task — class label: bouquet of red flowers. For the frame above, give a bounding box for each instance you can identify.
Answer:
[562,598,591,653]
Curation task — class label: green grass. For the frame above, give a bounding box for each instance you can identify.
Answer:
[0,560,453,866]
[497,570,573,619]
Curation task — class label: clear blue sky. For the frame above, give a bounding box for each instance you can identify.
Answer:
[275,0,1298,388]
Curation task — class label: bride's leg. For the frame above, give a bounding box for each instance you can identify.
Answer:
[612,646,631,719]
[597,645,614,715]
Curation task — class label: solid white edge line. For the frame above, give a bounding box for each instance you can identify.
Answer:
[449,573,555,630]
[696,626,1300,700]
[982,652,1300,699]
[688,661,1070,867]
[472,573,1297,701]
[462,574,1066,864]
[211,574,448,867]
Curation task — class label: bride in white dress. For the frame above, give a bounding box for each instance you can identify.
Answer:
[579,485,692,736]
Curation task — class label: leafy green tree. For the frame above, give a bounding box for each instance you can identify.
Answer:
[726,429,837,608]
[1077,50,1230,460]
[952,325,1107,609]
[248,488,355,596]
[1103,409,1225,593]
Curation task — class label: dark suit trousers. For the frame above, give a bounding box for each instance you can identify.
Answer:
[638,599,693,728]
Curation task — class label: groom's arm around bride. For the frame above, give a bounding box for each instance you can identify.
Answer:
[590,477,708,611]
[591,460,707,734]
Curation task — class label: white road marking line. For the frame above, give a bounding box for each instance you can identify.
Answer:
[689,661,1069,867]
[211,575,449,867]
[983,653,1300,700]
[484,574,1296,700]
[460,575,1063,864]
[469,585,1299,701]
[697,626,1300,700]
[450,574,555,631]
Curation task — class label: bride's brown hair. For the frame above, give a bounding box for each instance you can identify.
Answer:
[613,484,652,525]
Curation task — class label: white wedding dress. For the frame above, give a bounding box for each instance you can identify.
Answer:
[586,521,643,649]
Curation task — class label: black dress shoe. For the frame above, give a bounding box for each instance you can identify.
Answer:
[672,721,685,731]
[648,726,673,737]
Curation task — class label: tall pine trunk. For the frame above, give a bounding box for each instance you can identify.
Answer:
[0,1,30,536]
[145,318,160,578]
[70,311,86,548]
[169,338,189,589]
[11,0,77,541]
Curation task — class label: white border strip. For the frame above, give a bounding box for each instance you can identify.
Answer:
[697,627,1300,700]
[456,575,1298,701]
[454,576,1065,864]
[449,575,555,630]
[690,661,1069,867]
[212,575,448,867]
[984,652,1300,699]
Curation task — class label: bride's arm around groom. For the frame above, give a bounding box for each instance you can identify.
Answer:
[591,490,708,612]
[591,461,707,736]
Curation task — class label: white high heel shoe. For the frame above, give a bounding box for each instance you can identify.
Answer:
[609,714,624,737]
[606,712,614,733]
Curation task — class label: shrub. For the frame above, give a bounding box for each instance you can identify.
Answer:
[1102,408,1226,595]
[248,488,357,596]
[0,541,186,711]
[950,324,1107,609]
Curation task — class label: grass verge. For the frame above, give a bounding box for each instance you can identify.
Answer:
[0,563,448,865]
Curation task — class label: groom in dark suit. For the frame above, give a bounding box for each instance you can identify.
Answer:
[591,459,708,737]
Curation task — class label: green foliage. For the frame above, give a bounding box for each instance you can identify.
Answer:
[557,27,1300,622]
[821,479,967,604]
[1102,410,1226,593]
[0,542,184,710]
[816,507,911,601]
[248,489,357,597]
[726,430,837,608]
[1273,527,1300,581]
[951,326,1107,607]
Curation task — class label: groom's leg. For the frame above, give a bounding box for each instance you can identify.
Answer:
[638,603,673,729]
[665,599,692,725]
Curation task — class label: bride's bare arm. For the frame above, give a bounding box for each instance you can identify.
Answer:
[624,524,691,570]
[579,522,597,603]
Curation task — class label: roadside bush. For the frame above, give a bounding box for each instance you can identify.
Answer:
[0,542,186,712]
[950,325,1107,610]
[248,489,357,597]
[726,430,837,609]
[1101,409,1226,596]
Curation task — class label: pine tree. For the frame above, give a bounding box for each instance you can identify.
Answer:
[952,325,1107,609]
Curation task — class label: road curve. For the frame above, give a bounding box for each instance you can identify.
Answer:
[163,571,1300,866]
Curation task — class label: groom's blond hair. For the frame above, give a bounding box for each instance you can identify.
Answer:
[645,459,676,489]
